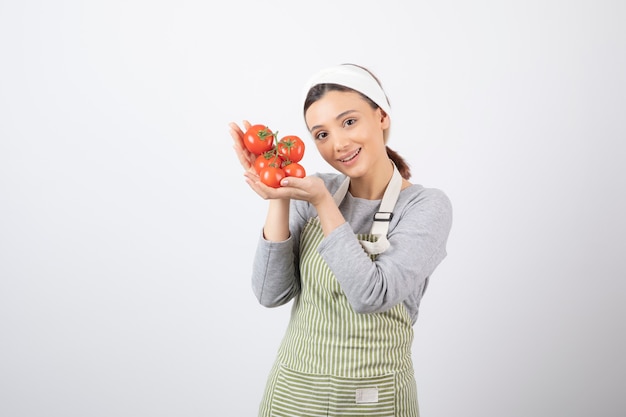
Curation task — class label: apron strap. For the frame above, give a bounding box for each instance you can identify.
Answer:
[332,163,403,255]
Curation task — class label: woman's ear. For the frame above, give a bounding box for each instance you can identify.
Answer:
[379,109,390,129]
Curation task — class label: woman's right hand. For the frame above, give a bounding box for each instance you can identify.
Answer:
[230,120,285,200]
[229,120,256,174]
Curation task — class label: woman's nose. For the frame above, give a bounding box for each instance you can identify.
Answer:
[332,132,350,151]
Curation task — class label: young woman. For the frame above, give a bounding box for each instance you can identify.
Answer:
[229,63,453,417]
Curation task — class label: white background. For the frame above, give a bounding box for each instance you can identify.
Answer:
[1,1,625,416]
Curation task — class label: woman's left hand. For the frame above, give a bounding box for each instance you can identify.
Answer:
[244,172,330,205]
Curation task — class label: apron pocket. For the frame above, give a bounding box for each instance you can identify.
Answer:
[270,364,395,417]
[329,372,395,417]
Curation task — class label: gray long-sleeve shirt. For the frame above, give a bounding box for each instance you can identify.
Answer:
[252,172,453,324]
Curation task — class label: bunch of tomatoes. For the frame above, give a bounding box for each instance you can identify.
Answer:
[243,124,306,188]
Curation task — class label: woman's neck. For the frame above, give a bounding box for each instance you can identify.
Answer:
[348,159,395,200]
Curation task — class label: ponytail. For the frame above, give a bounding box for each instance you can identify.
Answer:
[386,146,411,180]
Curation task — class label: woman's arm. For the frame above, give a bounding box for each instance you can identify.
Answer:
[249,175,347,307]
[251,198,298,307]
[318,188,453,314]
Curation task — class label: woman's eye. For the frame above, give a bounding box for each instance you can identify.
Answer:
[315,131,328,141]
[344,118,356,127]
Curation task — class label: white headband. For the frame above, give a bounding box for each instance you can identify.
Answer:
[302,64,391,117]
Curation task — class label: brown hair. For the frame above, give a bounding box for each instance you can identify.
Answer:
[303,66,411,180]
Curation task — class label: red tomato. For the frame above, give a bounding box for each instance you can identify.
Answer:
[277,135,305,163]
[283,162,306,178]
[253,150,283,174]
[259,166,285,188]
[243,124,276,155]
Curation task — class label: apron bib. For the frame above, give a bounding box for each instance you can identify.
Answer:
[259,165,419,417]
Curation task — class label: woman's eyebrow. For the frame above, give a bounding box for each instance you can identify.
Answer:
[309,110,357,132]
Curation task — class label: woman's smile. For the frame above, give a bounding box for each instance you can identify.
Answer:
[338,147,361,163]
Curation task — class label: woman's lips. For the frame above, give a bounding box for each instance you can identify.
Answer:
[338,148,361,162]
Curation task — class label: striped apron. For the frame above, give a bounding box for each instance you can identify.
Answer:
[259,165,419,417]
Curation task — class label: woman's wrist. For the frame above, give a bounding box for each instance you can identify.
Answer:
[315,194,345,236]
[263,199,290,241]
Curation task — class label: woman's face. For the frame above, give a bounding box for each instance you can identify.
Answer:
[305,90,390,179]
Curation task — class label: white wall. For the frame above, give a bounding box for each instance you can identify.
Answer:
[1,1,624,416]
